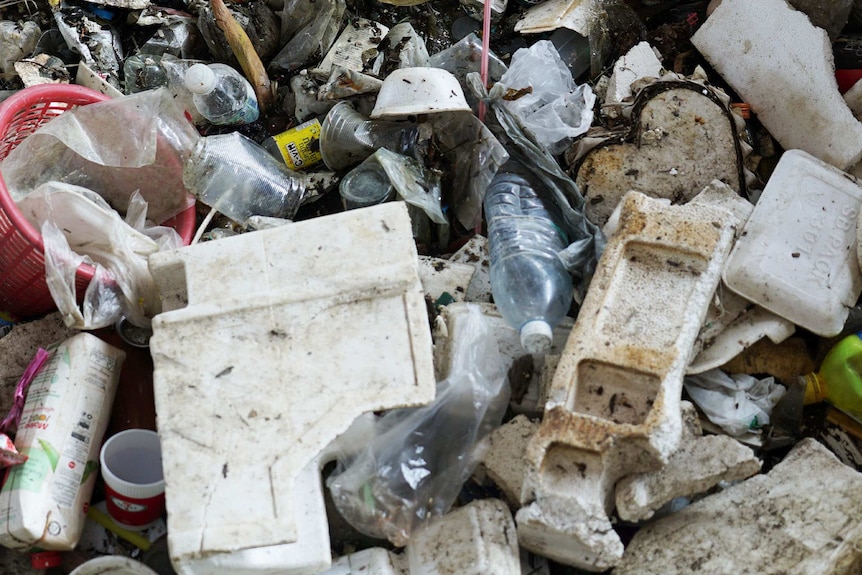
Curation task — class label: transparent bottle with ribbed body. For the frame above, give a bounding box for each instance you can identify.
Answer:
[484,170,572,353]
[183,63,259,126]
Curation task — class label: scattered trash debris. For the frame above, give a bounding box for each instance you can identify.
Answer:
[614,439,862,574]
[1,0,862,572]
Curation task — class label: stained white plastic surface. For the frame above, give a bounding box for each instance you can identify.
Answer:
[148,202,435,574]
[723,149,862,336]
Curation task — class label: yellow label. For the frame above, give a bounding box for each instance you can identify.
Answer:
[272,118,322,170]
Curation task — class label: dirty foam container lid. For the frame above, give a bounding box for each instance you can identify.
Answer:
[723,149,862,336]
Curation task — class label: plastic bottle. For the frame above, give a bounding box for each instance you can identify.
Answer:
[183,132,308,224]
[183,63,259,125]
[801,331,862,421]
[484,168,572,354]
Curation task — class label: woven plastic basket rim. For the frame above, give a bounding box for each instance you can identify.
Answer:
[0,84,196,288]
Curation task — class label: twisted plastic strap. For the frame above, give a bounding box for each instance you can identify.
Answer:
[0,348,51,434]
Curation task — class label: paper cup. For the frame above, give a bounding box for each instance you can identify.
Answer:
[100,429,165,530]
[71,556,159,575]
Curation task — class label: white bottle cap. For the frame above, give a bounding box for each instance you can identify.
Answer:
[185,63,217,95]
[520,320,552,354]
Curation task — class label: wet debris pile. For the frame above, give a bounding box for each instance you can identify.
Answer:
[0,0,862,574]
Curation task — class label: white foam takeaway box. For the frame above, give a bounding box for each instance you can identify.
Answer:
[723,149,862,336]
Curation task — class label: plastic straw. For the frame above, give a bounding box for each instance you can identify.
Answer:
[86,506,153,551]
[478,0,493,124]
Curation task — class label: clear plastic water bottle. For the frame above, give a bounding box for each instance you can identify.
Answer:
[183,132,308,224]
[484,170,572,353]
[183,63,259,125]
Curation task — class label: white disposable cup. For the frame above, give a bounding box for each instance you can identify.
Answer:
[99,429,165,530]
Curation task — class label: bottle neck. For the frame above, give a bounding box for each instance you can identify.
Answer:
[802,372,826,405]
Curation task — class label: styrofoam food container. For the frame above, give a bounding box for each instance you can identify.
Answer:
[370,67,471,119]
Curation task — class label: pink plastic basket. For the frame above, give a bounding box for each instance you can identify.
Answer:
[0,84,196,319]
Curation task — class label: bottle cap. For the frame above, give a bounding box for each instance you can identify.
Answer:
[184,64,217,95]
[31,551,62,569]
[801,373,823,405]
[520,320,553,354]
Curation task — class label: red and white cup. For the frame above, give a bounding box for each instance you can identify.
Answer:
[99,429,165,530]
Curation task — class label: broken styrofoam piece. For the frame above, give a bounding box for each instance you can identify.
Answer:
[844,78,862,121]
[605,42,664,105]
[318,548,407,575]
[434,302,572,412]
[514,0,594,35]
[692,0,862,170]
[615,432,761,522]
[149,203,436,574]
[417,257,475,303]
[321,499,519,575]
[723,149,862,337]
[75,60,123,98]
[14,55,69,88]
[450,235,491,303]
[684,180,795,372]
[478,415,539,506]
[407,499,520,575]
[168,459,331,575]
[576,81,745,227]
[517,192,737,571]
[614,439,862,574]
[688,305,796,374]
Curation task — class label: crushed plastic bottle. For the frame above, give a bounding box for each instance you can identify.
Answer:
[484,167,573,354]
[183,132,308,224]
[183,63,259,125]
[801,331,862,422]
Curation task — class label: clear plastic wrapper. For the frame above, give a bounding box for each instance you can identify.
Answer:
[684,369,787,437]
[327,304,509,546]
[499,40,595,155]
[372,23,430,77]
[1,88,197,224]
[429,33,507,114]
[26,184,178,329]
[373,148,447,226]
[429,111,509,230]
[271,0,345,71]
[183,132,310,224]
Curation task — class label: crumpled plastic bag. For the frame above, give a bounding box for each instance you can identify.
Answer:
[498,40,595,155]
[0,21,41,75]
[684,369,787,437]
[1,88,197,224]
[22,183,181,329]
[326,304,509,546]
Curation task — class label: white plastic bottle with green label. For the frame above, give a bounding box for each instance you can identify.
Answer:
[184,63,260,126]
[0,334,125,550]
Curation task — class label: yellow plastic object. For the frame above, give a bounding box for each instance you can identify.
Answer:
[802,332,862,421]
[266,119,322,170]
